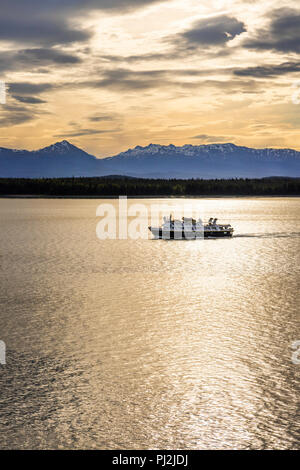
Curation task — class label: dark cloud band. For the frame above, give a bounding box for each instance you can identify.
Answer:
[172,15,246,50]
[234,61,300,78]
[0,0,162,46]
[0,48,81,73]
[244,8,300,53]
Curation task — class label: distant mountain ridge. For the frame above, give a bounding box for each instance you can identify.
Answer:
[1,140,300,178]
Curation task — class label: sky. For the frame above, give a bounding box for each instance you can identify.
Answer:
[0,0,300,156]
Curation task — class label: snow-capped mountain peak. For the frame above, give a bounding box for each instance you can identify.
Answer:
[38,140,76,154]
[1,141,300,178]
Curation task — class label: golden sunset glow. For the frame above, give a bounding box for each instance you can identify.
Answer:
[1,0,300,156]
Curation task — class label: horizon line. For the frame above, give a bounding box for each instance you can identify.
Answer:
[1,139,300,158]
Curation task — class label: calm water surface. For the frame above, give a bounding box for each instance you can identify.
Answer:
[0,198,299,449]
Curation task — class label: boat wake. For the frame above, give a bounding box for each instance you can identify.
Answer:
[234,232,300,239]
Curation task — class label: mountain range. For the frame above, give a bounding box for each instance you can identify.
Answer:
[1,140,300,178]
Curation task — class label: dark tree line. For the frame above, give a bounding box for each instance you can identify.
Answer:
[0,177,299,196]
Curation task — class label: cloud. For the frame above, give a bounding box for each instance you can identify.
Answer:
[97,48,238,65]
[98,52,179,64]
[6,69,262,106]
[191,134,231,143]
[19,48,81,64]
[0,0,162,46]
[0,19,91,47]
[13,96,47,104]
[98,17,246,65]
[0,48,81,73]
[85,68,171,91]
[0,93,53,128]
[173,15,246,50]
[234,61,300,78]
[0,102,36,127]
[244,8,300,53]
[196,78,263,94]
[0,0,162,14]
[2,84,53,119]
[8,82,54,95]
[55,128,119,137]
[84,68,231,92]
[88,114,116,122]
[0,114,34,127]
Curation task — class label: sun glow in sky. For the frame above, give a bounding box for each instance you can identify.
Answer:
[1,0,300,156]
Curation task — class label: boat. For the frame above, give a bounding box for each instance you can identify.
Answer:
[149,216,234,239]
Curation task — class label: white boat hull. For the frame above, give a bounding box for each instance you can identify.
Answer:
[149,227,233,239]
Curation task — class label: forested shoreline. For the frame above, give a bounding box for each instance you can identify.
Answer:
[0,177,299,197]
